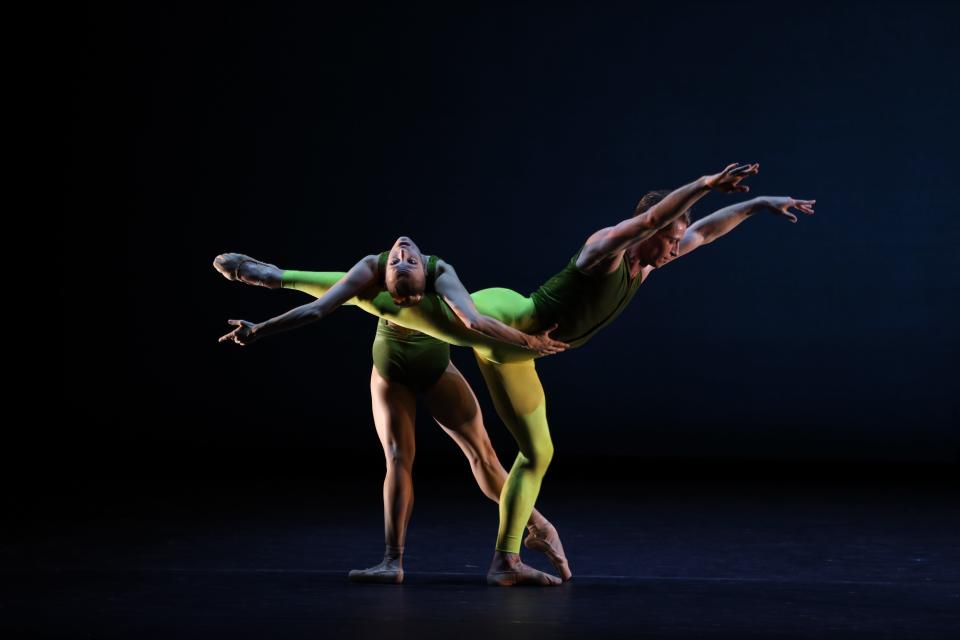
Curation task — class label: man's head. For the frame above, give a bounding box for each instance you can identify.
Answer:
[630,190,690,268]
[384,236,427,307]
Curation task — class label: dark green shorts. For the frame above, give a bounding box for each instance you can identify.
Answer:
[372,319,451,393]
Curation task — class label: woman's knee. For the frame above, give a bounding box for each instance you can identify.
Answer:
[383,442,415,470]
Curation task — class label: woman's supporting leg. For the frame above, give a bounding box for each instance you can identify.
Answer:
[424,361,571,581]
[473,354,560,586]
[347,367,418,584]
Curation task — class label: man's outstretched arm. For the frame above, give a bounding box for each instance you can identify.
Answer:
[219,255,380,345]
[677,196,816,258]
[577,162,759,272]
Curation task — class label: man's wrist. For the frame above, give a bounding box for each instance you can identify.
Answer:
[747,196,767,214]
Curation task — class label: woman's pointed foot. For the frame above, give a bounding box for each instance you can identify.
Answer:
[213,253,281,288]
[524,521,573,581]
[348,557,404,584]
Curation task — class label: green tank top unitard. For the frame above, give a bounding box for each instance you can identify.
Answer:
[530,247,643,349]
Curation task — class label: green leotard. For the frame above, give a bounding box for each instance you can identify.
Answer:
[369,253,450,392]
[371,321,450,392]
[377,251,440,286]
[530,247,643,349]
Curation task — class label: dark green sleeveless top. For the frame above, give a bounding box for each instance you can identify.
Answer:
[377,252,440,292]
[530,247,643,349]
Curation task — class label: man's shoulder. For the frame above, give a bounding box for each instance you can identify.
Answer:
[576,247,624,276]
[584,226,614,247]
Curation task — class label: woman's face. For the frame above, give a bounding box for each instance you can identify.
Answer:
[385,236,427,306]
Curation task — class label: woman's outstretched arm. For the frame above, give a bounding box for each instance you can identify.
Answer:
[433,260,568,356]
[219,255,381,345]
[219,259,552,363]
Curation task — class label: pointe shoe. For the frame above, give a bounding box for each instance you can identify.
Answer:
[524,522,573,581]
[348,563,404,585]
[213,253,278,286]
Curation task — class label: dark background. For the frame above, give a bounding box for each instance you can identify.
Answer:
[37,7,960,636]
[63,1,958,488]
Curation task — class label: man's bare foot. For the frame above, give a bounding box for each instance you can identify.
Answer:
[486,550,562,586]
[213,253,282,288]
[348,557,404,584]
[524,521,573,581]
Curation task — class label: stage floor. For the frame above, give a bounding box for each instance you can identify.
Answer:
[4,473,958,639]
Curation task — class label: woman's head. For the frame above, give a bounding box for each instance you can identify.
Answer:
[384,236,427,306]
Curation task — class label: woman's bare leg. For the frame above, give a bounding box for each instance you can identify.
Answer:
[347,367,418,584]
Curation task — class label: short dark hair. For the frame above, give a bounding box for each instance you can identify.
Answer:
[634,190,692,225]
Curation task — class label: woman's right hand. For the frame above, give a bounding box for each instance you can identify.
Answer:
[525,324,569,356]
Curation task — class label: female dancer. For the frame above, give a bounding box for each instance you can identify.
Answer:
[215,248,571,585]
[355,319,571,583]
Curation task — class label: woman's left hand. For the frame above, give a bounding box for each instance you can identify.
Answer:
[218,319,259,346]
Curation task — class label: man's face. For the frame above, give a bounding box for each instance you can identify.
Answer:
[645,221,686,268]
[385,236,426,306]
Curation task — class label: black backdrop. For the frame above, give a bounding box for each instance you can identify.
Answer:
[64,2,958,476]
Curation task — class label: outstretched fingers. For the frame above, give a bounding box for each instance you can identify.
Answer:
[730,162,760,176]
[733,163,759,191]
[541,324,569,353]
[773,197,816,223]
[794,198,816,215]
[711,162,760,192]
[218,319,247,345]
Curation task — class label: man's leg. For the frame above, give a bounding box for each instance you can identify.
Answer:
[348,367,418,584]
[424,361,572,581]
[473,354,561,586]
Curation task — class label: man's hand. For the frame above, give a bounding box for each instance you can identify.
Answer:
[757,196,816,223]
[524,324,569,356]
[704,163,760,193]
[218,319,259,346]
